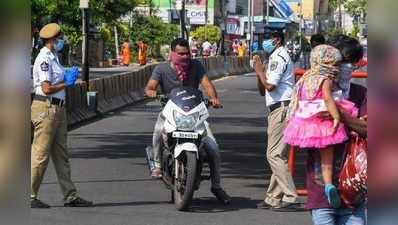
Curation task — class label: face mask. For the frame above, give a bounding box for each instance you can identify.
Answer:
[169,51,191,81]
[54,38,65,52]
[262,39,276,54]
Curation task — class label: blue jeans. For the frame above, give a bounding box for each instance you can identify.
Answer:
[311,204,366,225]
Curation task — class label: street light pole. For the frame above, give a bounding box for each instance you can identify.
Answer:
[248,0,252,58]
[205,0,208,40]
[179,0,186,39]
[299,0,303,48]
[266,0,270,25]
[80,0,90,89]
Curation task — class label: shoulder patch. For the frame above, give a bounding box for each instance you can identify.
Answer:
[270,61,278,71]
[40,62,49,71]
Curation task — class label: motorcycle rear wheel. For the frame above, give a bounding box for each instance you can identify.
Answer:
[174,152,197,211]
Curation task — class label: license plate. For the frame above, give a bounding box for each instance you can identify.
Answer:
[172,132,199,139]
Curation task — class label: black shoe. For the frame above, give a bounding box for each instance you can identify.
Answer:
[31,198,50,208]
[256,201,276,209]
[64,197,93,207]
[272,202,306,212]
[211,188,231,205]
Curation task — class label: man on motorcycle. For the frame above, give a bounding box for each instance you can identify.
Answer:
[145,38,231,205]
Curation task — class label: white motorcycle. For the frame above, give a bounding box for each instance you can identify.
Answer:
[146,87,216,211]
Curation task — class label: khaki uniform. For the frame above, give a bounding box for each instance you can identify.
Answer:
[263,46,298,206]
[264,106,297,205]
[31,46,77,201]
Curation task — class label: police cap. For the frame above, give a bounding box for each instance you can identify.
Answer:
[39,23,61,39]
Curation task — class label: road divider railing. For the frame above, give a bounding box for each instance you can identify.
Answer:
[66,55,264,127]
[288,68,368,196]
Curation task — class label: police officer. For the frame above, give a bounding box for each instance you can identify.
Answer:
[31,23,92,208]
[253,31,301,211]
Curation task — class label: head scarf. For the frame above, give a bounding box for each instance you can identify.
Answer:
[169,51,191,81]
[289,45,343,114]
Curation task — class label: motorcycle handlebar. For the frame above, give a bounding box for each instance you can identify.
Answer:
[150,95,223,109]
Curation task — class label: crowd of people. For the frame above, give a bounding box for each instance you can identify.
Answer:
[189,38,219,58]
[31,22,367,225]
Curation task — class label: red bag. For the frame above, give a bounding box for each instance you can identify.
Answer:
[338,133,367,208]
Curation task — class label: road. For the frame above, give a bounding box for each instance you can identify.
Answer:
[31,73,311,225]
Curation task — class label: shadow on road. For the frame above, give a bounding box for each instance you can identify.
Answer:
[42,178,153,185]
[188,197,260,213]
[93,200,170,208]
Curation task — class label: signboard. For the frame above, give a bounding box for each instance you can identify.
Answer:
[271,0,293,18]
[187,9,208,24]
[153,0,214,25]
[79,0,89,9]
[226,17,240,35]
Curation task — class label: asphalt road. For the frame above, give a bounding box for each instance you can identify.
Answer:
[31,73,311,225]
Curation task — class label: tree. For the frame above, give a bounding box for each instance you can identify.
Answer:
[343,0,366,23]
[328,0,367,20]
[129,13,179,58]
[190,25,221,43]
[31,0,138,49]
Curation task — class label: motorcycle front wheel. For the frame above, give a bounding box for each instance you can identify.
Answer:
[174,151,197,211]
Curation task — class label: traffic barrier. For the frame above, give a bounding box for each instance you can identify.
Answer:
[288,68,368,196]
[206,57,219,79]
[66,56,257,127]
[226,57,234,75]
[229,57,240,75]
[242,56,254,73]
[216,56,229,76]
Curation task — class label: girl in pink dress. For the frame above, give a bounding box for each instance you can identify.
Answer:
[283,45,358,208]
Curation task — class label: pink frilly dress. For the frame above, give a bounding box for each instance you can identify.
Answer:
[283,87,358,149]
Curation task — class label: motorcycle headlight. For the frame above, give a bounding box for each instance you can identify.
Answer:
[173,110,199,131]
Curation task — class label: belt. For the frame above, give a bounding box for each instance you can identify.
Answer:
[268,100,290,113]
[34,95,65,107]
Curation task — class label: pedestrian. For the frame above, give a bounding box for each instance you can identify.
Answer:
[306,82,367,225]
[121,39,131,66]
[211,42,218,56]
[237,41,246,57]
[190,37,198,58]
[251,40,259,53]
[31,23,93,208]
[144,38,231,204]
[232,39,239,56]
[137,40,148,66]
[283,44,359,209]
[253,31,301,211]
[202,39,212,58]
[310,33,326,49]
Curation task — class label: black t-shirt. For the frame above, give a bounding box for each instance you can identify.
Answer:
[150,60,206,95]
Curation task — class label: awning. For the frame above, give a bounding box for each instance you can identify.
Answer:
[270,0,294,19]
[239,16,291,24]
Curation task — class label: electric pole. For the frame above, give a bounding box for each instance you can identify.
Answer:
[338,0,343,28]
[266,0,270,25]
[180,0,186,39]
[80,0,90,89]
[205,0,208,40]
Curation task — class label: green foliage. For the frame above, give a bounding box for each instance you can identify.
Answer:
[343,0,366,20]
[129,13,179,57]
[31,0,138,50]
[349,23,360,38]
[328,0,367,21]
[323,27,345,40]
[190,25,221,43]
